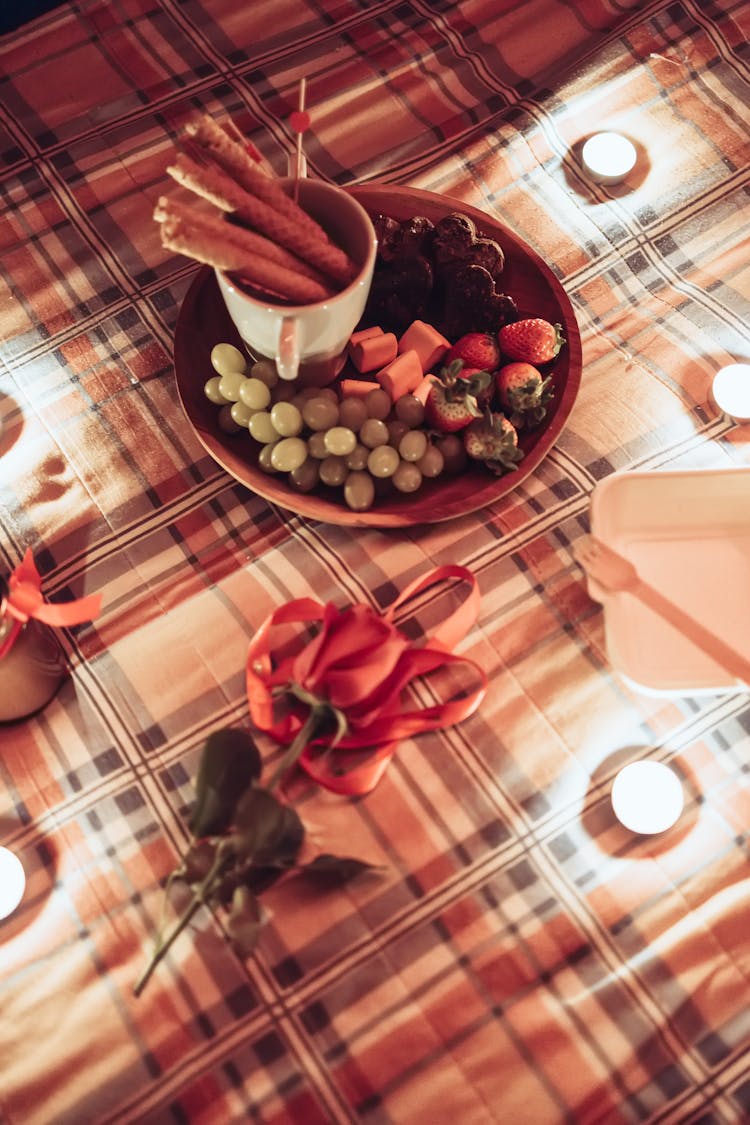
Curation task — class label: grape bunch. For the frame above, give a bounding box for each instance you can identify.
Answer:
[205,343,466,512]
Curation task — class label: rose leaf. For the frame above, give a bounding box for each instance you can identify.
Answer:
[299,854,384,887]
[189,727,262,837]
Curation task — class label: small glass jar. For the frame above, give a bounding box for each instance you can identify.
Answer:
[0,577,67,723]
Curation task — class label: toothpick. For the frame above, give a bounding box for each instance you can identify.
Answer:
[289,78,309,202]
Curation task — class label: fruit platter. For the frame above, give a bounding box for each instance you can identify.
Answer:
[173,183,582,527]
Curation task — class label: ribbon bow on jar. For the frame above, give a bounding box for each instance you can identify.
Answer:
[246,565,487,795]
[0,550,102,660]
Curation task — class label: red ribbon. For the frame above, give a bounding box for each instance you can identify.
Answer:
[0,550,102,659]
[246,565,487,795]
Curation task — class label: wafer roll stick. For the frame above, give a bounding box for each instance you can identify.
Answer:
[167,152,356,287]
[155,202,333,304]
[167,152,264,226]
[155,191,332,288]
[219,118,275,175]
[186,114,323,239]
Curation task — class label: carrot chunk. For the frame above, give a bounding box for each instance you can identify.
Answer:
[350,331,398,373]
[375,350,423,400]
[412,375,435,404]
[348,326,383,350]
[338,378,381,398]
[398,320,450,373]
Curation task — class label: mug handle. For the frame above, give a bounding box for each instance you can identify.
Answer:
[277,316,299,381]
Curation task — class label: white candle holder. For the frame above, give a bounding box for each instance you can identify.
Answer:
[611,760,684,834]
[711,363,750,424]
[581,132,637,185]
[0,846,26,920]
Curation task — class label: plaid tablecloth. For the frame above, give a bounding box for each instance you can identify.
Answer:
[1,1,749,1122]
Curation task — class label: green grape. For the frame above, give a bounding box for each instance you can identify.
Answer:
[273,380,296,403]
[271,437,308,472]
[392,461,423,493]
[290,457,320,493]
[435,433,468,474]
[364,387,392,420]
[270,401,303,437]
[291,389,316,412]
[204,376,228,405]
[315,387,339,403]
[248,411,280,444]
[239,377,271,411]
[417,444,445,478]
[302,397,339,431]
[319,455,348,487]
[211,343,247,377]
[307,431,330,459]
[218,370,247,402]
[338,396,368,432]
[346,443,369,471]
[399,429,428,462]
[344,471,375,512]
[250,359,278,388]
[359,417,389,449]
[386,419,409,446]
[324,426,357,457]
[258,443,280,473]
[394,393,425,427]
[218,404,242,433]
[230,400,254,427]
[367,444,400,478]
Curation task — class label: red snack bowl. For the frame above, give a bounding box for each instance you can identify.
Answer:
[174,185,582,527]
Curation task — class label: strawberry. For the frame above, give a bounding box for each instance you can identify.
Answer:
[458,364,493,409]
[463,411,524,475]
[498,318,565,365]
[423,359,491,433]
[445,332,501,373]
[496,362,554,428]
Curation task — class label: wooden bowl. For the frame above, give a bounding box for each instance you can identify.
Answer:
[173,185,582,527]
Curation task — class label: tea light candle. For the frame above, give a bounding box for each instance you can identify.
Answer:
[0,846,26,920]
[711,363,750,424]
[611,761,684,834]
[581,132,637,185]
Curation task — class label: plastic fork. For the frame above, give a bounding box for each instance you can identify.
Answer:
[574,534,750,688]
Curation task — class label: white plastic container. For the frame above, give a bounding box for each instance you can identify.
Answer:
[588,467,750,695]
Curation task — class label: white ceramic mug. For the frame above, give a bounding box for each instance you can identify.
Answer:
[216,178,376,386]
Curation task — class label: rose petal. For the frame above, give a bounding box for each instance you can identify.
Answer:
[289,602,341,683]
[317,632,409,709]
[292,605,406,701]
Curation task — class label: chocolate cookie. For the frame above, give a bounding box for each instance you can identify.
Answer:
[362,253,434,336]
[433,212,505,280]
[372,213,435,264]
[371,213,403,263]
[437,263,517,340]
[366,208,512,337]
[394,216,435,258]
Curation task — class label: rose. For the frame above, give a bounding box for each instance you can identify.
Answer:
[245,567,487,795]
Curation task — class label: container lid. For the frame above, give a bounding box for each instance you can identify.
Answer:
[589,467,750,695]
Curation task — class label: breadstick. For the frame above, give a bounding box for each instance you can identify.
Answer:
[166,152,356,287]
[186,114,323,239]
[155,191,331,287]
[155,204,333,304]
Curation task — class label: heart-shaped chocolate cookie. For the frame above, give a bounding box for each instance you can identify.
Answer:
[372,213,435,263]
[362,253,434,335]
[437,263,517,340]
[372,213,403,262]
[433,212,505,280]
